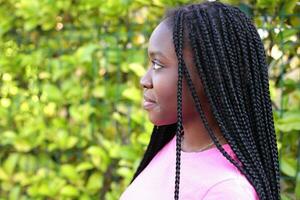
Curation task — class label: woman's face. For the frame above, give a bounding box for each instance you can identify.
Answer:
[140,19,205,126]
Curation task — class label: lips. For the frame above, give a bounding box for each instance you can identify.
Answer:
[143,94,156,110]
[143,94,156,103]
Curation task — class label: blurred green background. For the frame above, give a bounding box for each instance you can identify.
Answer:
[0,0,299,199]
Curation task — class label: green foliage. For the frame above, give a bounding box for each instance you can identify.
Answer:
[0,0,299,199]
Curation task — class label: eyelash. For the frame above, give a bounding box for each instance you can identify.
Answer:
[151,60,163,70]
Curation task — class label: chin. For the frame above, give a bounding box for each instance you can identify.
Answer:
[149,115,177,127]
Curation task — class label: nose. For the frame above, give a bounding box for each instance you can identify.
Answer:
[140,69,153,89]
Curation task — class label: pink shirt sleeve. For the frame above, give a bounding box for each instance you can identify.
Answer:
[202,178,259,200]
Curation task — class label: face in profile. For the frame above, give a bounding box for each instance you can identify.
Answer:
[140,19,209,127]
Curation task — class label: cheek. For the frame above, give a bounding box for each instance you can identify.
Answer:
[150,71,178,125]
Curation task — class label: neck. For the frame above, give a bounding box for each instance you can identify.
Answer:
[180,115,227,152]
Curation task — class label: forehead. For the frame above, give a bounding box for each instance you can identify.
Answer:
[148,20,174,58]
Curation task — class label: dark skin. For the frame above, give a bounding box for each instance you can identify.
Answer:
[140,19,227,152]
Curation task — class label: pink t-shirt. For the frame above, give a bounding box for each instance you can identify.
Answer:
[120,135,259,200]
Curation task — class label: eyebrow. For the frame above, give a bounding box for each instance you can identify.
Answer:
[148,50,168,60]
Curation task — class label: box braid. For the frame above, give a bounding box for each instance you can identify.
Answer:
[173,5,266,198]
[222,7,279,196]
[230,8,281,196]
[171,9,186,200]
[129,1,280,200]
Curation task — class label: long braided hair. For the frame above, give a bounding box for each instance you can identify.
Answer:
[130,1,280,200]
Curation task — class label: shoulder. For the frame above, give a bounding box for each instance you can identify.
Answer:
[202,178,259,200]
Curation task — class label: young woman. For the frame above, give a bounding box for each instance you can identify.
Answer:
[120,1,280,200]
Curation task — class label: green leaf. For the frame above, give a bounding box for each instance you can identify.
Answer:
[280,157,296,177]
[76,162,94,172]
[60,164,80,181]
[47,177,67,196]
[66,136,79,149]
[86,146,109,171]
[54,130,78,150]
[0,167,9,181]
[119,146,138,161]
[3,153,19,175]
[275,29,299,43]
[62,80,84,101]
[37,181,53,196]
[86,172,103,192]
[122,87,141,103]
[42,84,63,102]
[75,44,99,63]
[9,185,21,200]
[109,144,121,159]
[1,130,17,145]
[280,194,291,200]
[277,110,300,132]
[92,86,106,98]
[116,167,132,178]
[128,63,146,77]
[296,173,300,199]
[60,185,79,197]
[279,0,298,15]
[18,154,37,173]
[69,104,95,122]
[86,146,105,157]
[137,132,150,145]
[256,0,276,10]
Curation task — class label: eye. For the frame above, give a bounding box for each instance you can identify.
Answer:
[151,60,163,70]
